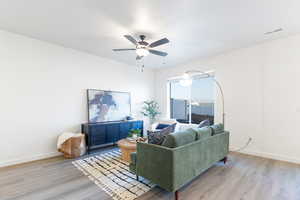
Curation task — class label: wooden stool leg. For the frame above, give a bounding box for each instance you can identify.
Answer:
[175,190,178,200]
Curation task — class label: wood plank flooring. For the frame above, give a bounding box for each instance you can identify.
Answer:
[1,148,300,200]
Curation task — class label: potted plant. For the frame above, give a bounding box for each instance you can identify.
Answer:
[128,128,141,139]
[141,100,161,125]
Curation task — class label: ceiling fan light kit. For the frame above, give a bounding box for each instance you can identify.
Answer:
[136,47,149,57]
[113,34,170,60]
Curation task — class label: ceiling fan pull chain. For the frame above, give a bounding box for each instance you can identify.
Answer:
[140,59,145,72]
[141,64,145,72]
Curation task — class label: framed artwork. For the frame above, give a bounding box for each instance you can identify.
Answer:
[87,89,131,123]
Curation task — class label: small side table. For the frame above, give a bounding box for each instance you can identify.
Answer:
[117,139,137,162]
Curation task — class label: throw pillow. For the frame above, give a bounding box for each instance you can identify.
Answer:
[210,123,224,135]
[193,127,212,140]
[148,123,176,145]
[198,119,210,128]
[156,123,171,130]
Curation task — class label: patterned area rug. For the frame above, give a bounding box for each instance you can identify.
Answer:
[72,150,155,200]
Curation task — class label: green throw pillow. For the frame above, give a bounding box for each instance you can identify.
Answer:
[192,127,212,140]
[210,123,224,135]
[162,128,197,148]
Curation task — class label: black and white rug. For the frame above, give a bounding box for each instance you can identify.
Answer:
[72,150,154,200]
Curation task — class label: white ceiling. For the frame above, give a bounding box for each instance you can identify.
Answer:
[0,0,299,68]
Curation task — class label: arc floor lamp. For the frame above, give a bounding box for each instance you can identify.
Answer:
[179,70,225,127]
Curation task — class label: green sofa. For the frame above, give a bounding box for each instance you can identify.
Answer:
[129,124,229,200]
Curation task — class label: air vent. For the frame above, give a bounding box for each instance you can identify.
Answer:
[264,28,283,35]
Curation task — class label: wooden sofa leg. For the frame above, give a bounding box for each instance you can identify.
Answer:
[175,190,178,200]
[136,175,139,181]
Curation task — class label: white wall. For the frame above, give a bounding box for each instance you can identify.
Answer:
[0,30,155,167]
[155,34,300,164]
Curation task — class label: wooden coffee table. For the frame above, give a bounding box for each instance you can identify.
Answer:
[117,139,137,162]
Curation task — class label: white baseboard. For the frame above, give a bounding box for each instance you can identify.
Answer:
[2,148,299,168]
[230,147,300,165]
[0,152,61,168]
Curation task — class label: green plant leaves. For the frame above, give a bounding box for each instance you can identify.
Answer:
[141,100,161,121]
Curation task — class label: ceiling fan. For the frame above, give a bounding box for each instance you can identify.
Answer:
[113,35,170,60]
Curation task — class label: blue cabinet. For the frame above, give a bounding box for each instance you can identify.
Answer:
[120,122,131,139]
[82,120,143,153]
[106,124,120,143]
[132,122,143,131]
[89,125,106,146]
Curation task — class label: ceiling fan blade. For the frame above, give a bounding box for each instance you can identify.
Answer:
[149,49,168,56]
[124,35,138,45]
[112,48,136,51]
[149,38,169,48]
[136,55,143,60]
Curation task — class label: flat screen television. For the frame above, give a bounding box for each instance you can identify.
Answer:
[87,89,131,123]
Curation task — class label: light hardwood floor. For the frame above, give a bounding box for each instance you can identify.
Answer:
[1,148,300,200]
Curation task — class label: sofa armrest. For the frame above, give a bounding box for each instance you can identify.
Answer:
[172,131,229,190]
[136,142,174,191]
[135,132,229,192]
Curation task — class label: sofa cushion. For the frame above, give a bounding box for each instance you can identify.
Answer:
[210,123,224,135]
[193,127,212,140]
[148,123,176,145]
[162,128,197,148]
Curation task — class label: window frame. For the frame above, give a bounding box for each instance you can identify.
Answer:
[168,75,215,124]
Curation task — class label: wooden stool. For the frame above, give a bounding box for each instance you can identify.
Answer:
[117,139,137,162]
